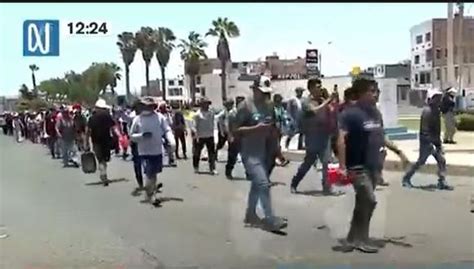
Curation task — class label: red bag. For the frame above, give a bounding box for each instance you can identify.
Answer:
[119,134,129,150]
[327,163,353,186]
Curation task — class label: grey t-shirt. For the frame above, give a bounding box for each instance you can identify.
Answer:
[57,118,76,142]
[234,98,277,159]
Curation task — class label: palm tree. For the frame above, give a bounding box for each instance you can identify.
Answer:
[206,17,240,102]
[117,32,137,102]
[107,62,122,94]
[178,31,208,105]
[29,64,39,96]
[135,27,156,94]
[154,27,176,101]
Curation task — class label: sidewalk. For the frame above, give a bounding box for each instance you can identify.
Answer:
[282,132,474,177]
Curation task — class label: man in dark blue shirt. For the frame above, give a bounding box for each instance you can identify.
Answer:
[337,78,381,253]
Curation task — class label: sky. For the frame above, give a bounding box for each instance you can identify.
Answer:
[1,2,472,96]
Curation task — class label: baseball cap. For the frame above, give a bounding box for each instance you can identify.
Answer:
[250,75,273,93]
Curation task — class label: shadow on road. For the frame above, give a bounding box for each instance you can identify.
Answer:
[332,236,413,252]
[412,184,439,192]
[85,178,129,186]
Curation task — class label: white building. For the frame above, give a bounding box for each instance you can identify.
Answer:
[410,20,434,92]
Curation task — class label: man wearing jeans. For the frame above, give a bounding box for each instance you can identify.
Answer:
[191,97,217,175]
[225,96,245,179]
[336,78,382,253]
[402,89,453,190]
[86,99,117,186]
[290,78,337,195]
[56,110,78,167]
[130,97,175,204]
[234,75,287,232]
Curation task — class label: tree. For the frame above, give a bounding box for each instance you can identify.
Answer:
[117,32,137,102]
[135,27,156,93]
[154,27,176,101]
[82,62,121,95]
[206,17,240,102]
[29,64,39,97]
[178,31,208,105]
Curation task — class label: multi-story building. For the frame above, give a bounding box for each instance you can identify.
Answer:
[140,79,161,97]
[184,54,309,107]
[410,16,474,104]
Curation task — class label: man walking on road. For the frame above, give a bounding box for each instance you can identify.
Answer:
[402,89,453,190]
[130,97,175,204]
[216,99,234,160]
[86,99,117,186]
[56,109,79,168]
[172,105,188,160]
[285,87,305,150]
[234,75,287,232]
[336,78,382,253]
[191,97,217,175]
[225,96,245,179]
[441,87,457,144]
[290,78,337,195]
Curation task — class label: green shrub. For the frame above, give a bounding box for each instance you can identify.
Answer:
[456,113,474,131]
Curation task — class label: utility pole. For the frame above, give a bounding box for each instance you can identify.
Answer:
[457,3,464,95]
[447,2,455,89]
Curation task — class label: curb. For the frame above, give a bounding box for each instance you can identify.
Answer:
[283,151,474,177]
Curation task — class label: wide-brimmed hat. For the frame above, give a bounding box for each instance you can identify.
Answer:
[200,97,212,104]
[427,88,443,99]
[139,97,157,106]
[447,87,458,94]
[95,99,110,109]
[250,75,273,93]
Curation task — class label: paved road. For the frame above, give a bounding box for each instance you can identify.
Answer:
[0,135,473,269]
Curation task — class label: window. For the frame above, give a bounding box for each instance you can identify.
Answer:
[420,73,425,84]
[455,66,459,79]
[435,48,441,59]
[444,48,447,58]
[196,76,201,85]
[416,35,423,44]
[426,72,431,84]
[443,67,447,81]
[425,32,431,42]
[426,49,433,62]
[178,80,184,86]
[195,87,200,93]
[414,55,420,64]
[231,63,239,69]
[435,68,441,80]
[168,80,175,86]
[200,87,206,96]
[415,73,419,82]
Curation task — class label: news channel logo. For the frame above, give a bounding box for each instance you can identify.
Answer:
[23,20,60,57]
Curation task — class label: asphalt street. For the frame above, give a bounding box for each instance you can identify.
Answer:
[0,135,473,269]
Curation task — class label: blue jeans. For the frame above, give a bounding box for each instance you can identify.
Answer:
[291,145,329,189]
[403,139,447,182]
[243,156,274,219]
[61,139,76,166]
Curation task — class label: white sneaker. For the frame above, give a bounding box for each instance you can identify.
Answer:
[211,170,219,176]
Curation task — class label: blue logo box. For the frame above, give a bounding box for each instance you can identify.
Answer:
[23,20,60,56]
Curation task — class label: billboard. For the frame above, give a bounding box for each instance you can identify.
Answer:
[306,49,320,76]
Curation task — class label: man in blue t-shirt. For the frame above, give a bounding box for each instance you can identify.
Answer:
[336,78,381,253]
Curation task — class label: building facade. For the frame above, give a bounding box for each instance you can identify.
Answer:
[410,17,474,101]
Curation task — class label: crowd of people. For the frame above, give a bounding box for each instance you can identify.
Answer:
[2,75,456,253]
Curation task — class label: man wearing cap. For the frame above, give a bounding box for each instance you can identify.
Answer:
[215,99,234,161]
[290,78,338,195]
[191,97,217,175]
[225,96,245,179]
[234,75,287,232]
[441,87,457,144]
[130,97,175,203]
[402,89,453,190]
[285,87,305,150]
[86,99,118,186]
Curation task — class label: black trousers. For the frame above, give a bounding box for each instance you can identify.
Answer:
[131,142,143,187]
[347,169,377,244]
[174,130,187,157]
[225,140,240,174]
[216,131,228,152]
[193,137,216,170]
